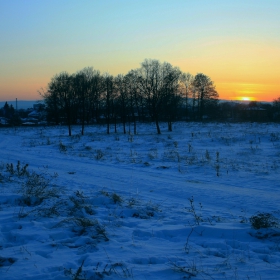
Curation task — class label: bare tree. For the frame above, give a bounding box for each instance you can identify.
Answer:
[89,70,103,124]
[137,59,183,133]
[46,72,75,136]
[115,74,129,134]
[192,73,219,120]
[74,67,101,135]
[181,72,193,121]
[160,62,183,131]
[137,59,161,133]
[103,74,116,134]
[73,69,88,135]
[125,70,139,134]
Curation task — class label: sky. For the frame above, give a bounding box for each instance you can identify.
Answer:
[0,0,279,102]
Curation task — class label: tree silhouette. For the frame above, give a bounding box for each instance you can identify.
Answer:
[41,59,221,134]
[137,59,184,134]
[44,72,75,136]
[192,73,219,120]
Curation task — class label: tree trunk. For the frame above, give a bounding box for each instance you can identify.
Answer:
[67,122,72,136]
[107,119,110,134]
[81,124,84,135]
[155,117,161,134]
[81,109,85,135]
[200,98,204,120]
[192,98,196,120]
[66,104,72,136]
[123,119,126,134]
[168,120,172,132]
[133,115,137,135]
[128,117,131,134]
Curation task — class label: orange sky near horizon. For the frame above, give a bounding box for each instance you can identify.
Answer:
[216,82,279,102]
[0,69,279,103]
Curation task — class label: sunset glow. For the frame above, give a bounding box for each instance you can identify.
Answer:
[237,97,255,102]
[0,1,279,102]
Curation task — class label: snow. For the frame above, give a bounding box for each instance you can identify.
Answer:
[0,122,280,279]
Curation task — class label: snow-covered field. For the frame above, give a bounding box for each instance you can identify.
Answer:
[0,122,280,280]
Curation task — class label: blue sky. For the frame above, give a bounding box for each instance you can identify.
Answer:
[0,0,279,101]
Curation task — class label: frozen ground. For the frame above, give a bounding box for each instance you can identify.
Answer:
[0,122,280,279]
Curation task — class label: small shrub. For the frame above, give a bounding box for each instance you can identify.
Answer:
[64,260,86,280]
[186,196,203,225]
[127,197,138,208]
[95,262,131,279]
[100,189,110,197]
[205,150,210,161]
[6,161,29,177]
[112,193,122,204]
[36,202,62,218]
[250,212,279,229]
[85,145,92,151]
[100,190,122,205]
[19,172,59,206]
[148,149,158,160]
[55,217,108,241]
[95,149,104,160]
[270,133,279,142]
[132,211,154,219]
[59,141,67,152]
[132,202,159,219]
[18,200,64,219]
[0,256,17,267]
[6,163,14,175]
[169,259,198,277]
[69,190,94,215]
[16,161,29,176]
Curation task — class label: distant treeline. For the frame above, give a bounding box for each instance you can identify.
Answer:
[40,59,219,135]
[2,59,279,133]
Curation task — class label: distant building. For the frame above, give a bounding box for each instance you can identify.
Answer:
[0,117,9,125]
[28,110,40,118]
[33,103,45,111]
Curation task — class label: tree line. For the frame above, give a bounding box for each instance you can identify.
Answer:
[0,102,21,125]
[1,59,279,130]
[40,59,219,135]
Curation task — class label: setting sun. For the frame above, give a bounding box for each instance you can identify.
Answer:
[238,97,255,101]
